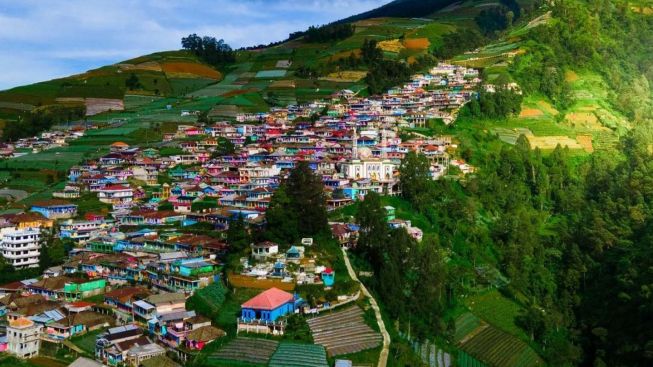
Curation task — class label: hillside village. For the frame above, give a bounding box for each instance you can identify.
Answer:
[0,62,480,367]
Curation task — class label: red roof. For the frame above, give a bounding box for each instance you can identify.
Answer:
[241,287,294,310]
[69,301,94,308]
[102,185,131,191]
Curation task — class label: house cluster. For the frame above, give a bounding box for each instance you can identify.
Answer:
[0,270,226,365]
[0,62,481,365]
[243,240,338,288]
[0,128,86,159]
[34,64,477,235]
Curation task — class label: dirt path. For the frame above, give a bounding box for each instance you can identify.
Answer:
[342,248,391,367]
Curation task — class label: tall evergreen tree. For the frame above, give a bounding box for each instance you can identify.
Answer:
[286,161,329,238]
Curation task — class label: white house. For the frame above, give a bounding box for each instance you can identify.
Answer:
[0,227,41,269]
[98,185,134,205]
[7,317,42,358]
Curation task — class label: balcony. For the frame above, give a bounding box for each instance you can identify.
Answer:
[4,251,40,259]
[2,238,39,245]
[2,244,40,251]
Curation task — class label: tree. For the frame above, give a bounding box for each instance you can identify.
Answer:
[125,73,141,90]
[265,184,299,243]
[266,161,328,243]
[212,137,235,158]
[227,214,249,253]
[355,191,389,269]
[286,161,329,238]
[197,111,210,124]
[399,151,432,210]
[181,34,235,67]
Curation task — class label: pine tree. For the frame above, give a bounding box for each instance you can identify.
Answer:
[226,214,250,253]
[285,161,329,238]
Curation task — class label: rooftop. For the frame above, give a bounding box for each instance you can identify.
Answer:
[241,287,294,311]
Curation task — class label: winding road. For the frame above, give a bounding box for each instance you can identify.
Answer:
[342,248,391,367]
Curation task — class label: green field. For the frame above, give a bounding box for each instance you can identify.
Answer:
[465,289,528,341]
[1,145,108,171]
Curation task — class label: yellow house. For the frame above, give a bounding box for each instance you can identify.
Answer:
[7,212,54,229]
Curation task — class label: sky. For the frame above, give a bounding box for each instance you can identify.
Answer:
[0,0,388,91]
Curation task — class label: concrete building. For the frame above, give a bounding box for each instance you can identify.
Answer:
[0,227,41,269]
[6,317,42,358]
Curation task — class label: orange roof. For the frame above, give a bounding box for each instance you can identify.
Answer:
[241,287,294,310]
[111,141,129,147]
[9,317,34,328]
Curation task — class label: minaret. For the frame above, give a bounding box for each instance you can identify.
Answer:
[352,127,358,160]
[381,127,387,159]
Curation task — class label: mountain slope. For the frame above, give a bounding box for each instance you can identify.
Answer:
[337,0,460,22]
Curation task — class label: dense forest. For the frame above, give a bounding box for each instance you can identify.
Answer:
[371,123,653,366]
[294,23,356,43]
[348,1,653,366]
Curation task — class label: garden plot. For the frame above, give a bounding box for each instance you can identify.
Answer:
[269,342,329,367]
[210,337,279,366]
[307,306,382,356]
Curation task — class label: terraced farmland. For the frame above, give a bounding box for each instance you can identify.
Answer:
[307,306,382,356]
[458,325,544,367]
[268,342,329,367]
[209,337,279,366]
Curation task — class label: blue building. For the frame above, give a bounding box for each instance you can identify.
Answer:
[240,287,298,322]
[321,268,335,287]
[31,200,78,219]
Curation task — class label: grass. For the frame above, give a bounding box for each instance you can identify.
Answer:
[0,145,108,171]
[69,328,107,356]
[74,193,112,216]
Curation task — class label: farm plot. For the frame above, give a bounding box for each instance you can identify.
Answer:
[527,135,583,150]
[255,70,287,78]
[464,289,528,340]
[85,98,124,116]
[123,95,163,110]
[307,306,382,356]
[458,325,544,367]
[491,127,533,145]
[320,71,367,83]
[268,342,329,367]
[377,39,405,53]
[161,61,222,79]
[454,313,483,343]
[403,38,431,50]
[209,337,279,366]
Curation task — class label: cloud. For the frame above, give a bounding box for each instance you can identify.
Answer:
[0,0,388,90]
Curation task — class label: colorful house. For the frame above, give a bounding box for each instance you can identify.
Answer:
[31,200,78,219]
[321,268,335,287]
[240,287,297,322]
[63,279,107,300]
